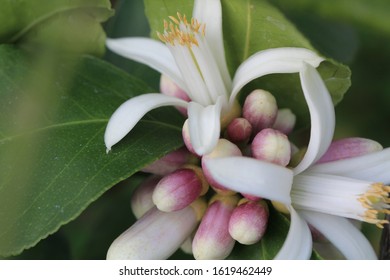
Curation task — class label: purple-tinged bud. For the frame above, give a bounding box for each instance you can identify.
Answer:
[243,89,278,134]
[317,137,383,163]
[130,176,160,219]
[251,128,291,167]
[225,118,252,144]
[273,108,296,135]
[160,74,190,116]
[192,195,239,259]
[202,139,242,194]
[228,199,269,245]
[106,206,198,260]
[152,166,208,212]
[142,146,197,175]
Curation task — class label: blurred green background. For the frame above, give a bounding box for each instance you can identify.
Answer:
[2,0,390,259]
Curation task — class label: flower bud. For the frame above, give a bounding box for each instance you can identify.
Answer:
[202,139,242,194]
[273,108,296,135]
[152,166,208,212]
[243,89,278,134]
[130,175,160,219]
[251,128,291,167]
[229,199,269,245]
[225,117,252,144]
[317,137,383,163]
[106,206,198,260]
[141,146,197,175]
[160,74,190,116]
[192,195,239,259]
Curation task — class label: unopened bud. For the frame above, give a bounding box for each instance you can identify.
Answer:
[160,74,190,116]
[106,206,198,260]
[152,166,207,212]
[251,128,291,166]
[228,199,269,245]
[317,137,383,163]
[225,118,252,144]
[273,108,296,135]
[243,89,278,134]
[192,195,239,259]
[142,146,197,175]
[202,139,242,194]
[131,176,160,219]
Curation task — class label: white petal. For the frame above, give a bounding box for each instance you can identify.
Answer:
[309,148,390,183]
[106,206,197,260]
[106,38,188,92]
[230,48,324,104]
[192,0,231,89]
[299,211,377,259]
[105,94,188,151]
[292,173,372,222]
[293,63,335,174]
[274,207,312,260]
[202,156,293,204]
[187,98,222,155]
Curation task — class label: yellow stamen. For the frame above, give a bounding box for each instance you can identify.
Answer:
[359,183,390,228]
[157,13,206,47]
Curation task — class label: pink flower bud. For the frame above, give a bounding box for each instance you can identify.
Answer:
[152,166,207,212]
[273,108,296,135]
[130,175,160,219]
[160,74,190,116]
[251,128,291,167]
[243,89,278,134]
[202,139,242,194]
[141,146,197,175]
[228,199,269,245]
[317,137,383,163]
[225,118,252,144]
[192,195,239,259]
[106,206,198,260]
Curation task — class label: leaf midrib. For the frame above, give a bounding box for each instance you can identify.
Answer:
[0,118,182,144]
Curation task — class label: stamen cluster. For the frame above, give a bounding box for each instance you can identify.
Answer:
[157,13,205,47]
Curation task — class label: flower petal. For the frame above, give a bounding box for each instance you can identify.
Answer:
[299,211,377,259]
[274,207,312,260]
[293,62,335,174]
[192,0,231,89]
[309,148,390,183]
[106,38,188,92]
[105,94,188,151]
[202,156,293,204]
[187,98,223,155]
[106,206,198,259]
[230,48,324,104]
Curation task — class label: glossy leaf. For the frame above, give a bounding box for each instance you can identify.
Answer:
[0,45,184,256]
[0,0,114,55]
[144,0,351,126]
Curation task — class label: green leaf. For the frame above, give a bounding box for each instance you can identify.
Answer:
[144,0,351,126]
[0,0,114,55]
[0,45,184,257]
[270,0,390,38]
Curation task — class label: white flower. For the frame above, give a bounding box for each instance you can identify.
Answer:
[104,0,324,155]
[203,63,389,259]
